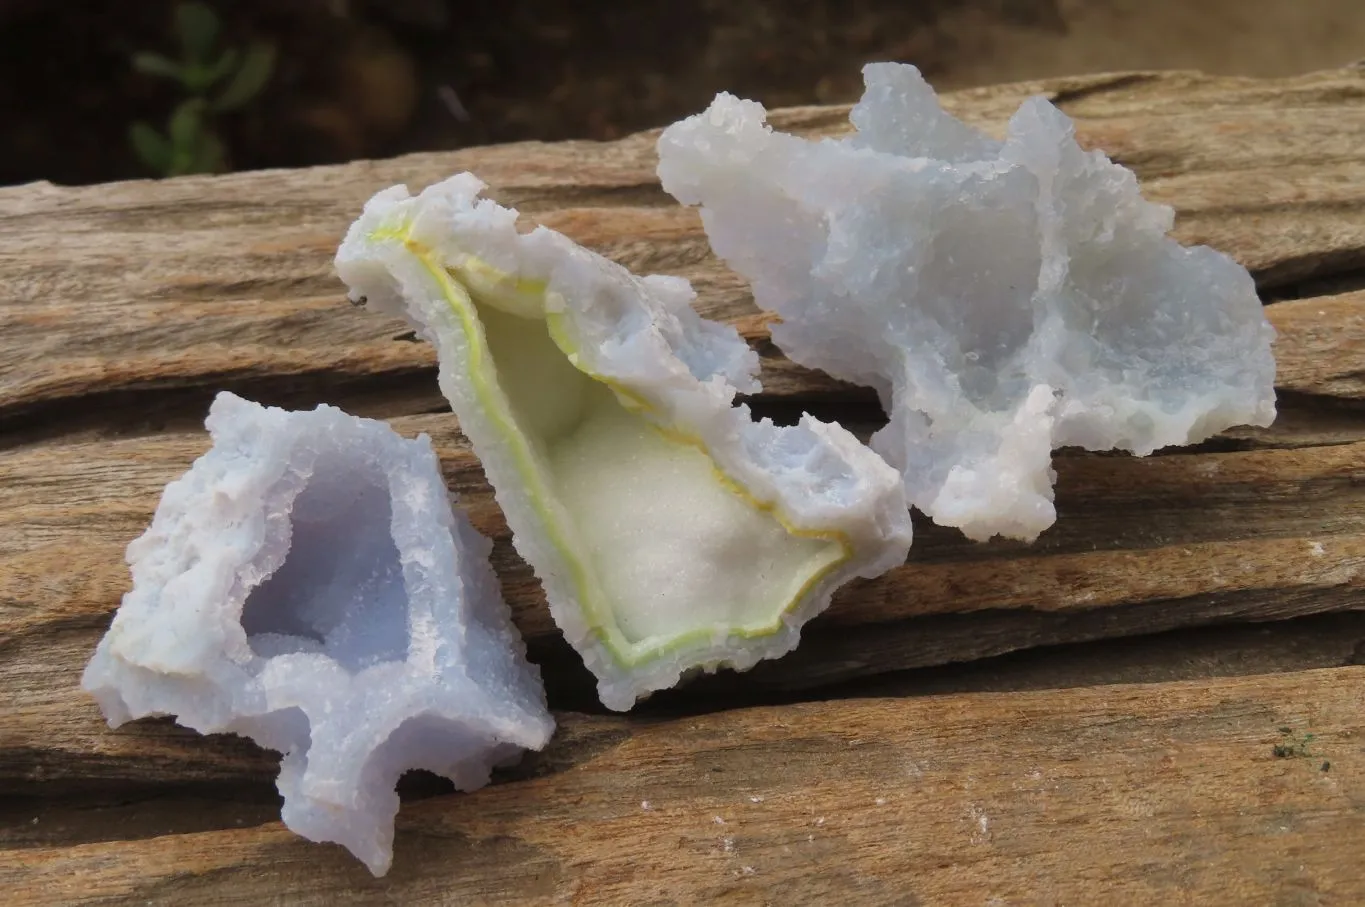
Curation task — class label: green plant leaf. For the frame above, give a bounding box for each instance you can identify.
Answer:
[212,41,275,111]
[168,97,208,152]
[128,122,173,176]
[182,47,240,95]
[131,52,185,83]
[204,47,241,87]
[175,1,220,64]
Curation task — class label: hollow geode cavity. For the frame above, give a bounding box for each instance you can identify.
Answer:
[81,392,554,876]
[335,174,913,712]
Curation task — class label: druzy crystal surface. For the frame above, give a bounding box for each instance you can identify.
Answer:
[336,174,912,711]
[658,62,1277,542]
[82,392,554,876]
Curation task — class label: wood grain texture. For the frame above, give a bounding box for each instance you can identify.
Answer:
[3,66,1365,904]
[3,414,1365,781]
[3,668,1362,906]
[3,67,1365,425]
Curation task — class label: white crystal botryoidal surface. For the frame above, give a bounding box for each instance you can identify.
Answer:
[335,174,912,711]
[81,392,554,876]
[658,62,1277,542]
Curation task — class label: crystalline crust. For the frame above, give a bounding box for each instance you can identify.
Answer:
[81,392,554,876]
[657,62,1277,541]
[335,174,912,710]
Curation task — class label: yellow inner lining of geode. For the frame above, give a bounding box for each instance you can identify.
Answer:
[380,226,851,666]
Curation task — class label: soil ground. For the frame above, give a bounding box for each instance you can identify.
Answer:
[0,0,1362,186]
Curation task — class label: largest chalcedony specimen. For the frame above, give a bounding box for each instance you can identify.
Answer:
[658,63,1276,542]
[336,174,911,711]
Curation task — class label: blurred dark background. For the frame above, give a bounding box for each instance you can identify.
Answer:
[1,0,1362,186]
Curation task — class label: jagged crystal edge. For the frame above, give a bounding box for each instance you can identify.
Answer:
[657,62,1277,542]
[335,174,913,711]
[81,391,554,876]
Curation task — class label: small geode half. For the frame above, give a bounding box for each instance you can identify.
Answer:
[82,392,554,876]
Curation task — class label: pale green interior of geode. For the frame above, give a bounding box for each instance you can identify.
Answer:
[471,294,847,654]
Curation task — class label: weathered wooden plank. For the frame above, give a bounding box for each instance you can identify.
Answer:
[3,369,1365,779]
[3,408,1363,648]
[2,668,1361,905]
[4,283,1361,454]
[1272,291,1365,399]
[1,787,284,851]
[847,610,1365,699]
[8,601,1364,792]
[3,68,1364,426]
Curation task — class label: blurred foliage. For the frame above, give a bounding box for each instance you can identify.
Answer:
[0,0,1083,187]
[128,2,276,177]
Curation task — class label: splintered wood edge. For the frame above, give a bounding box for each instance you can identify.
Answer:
[2,668,1362,905]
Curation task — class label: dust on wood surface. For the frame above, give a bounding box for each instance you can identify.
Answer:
[1,66,1364,904]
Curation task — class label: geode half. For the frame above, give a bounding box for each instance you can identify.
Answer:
[82,392,554,876]
[335,173,913,711]
[658,62,1277,542]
